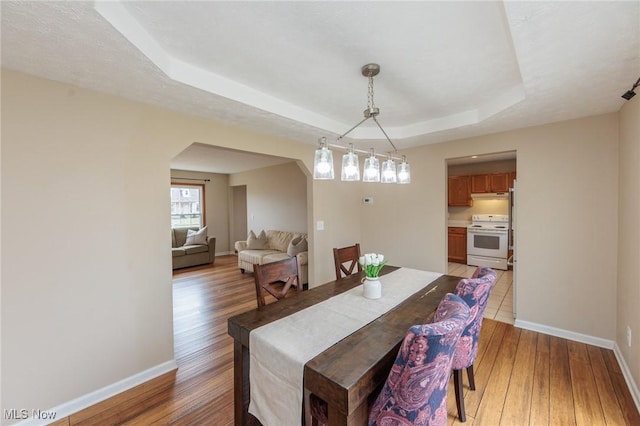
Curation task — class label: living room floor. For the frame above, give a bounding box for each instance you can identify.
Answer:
[448,262,515,325]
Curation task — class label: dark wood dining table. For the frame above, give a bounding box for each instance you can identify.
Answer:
[227,266,461,426]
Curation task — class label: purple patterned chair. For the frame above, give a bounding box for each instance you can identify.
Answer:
[450,266,498,422]
[368,293,470,426]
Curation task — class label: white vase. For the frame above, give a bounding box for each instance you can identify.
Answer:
[363,277,382,299]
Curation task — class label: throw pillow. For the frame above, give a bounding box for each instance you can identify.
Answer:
[246,230,268,249]
[287,236,308,257]
[184,226,208,246]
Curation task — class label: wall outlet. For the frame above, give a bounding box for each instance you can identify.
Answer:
[627,326,632,347]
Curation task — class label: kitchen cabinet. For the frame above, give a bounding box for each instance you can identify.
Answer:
[470,175,490,193]
[490,173,510,192]
[448,227,467,263]
[470,173,510,193]
[448,176,472,206]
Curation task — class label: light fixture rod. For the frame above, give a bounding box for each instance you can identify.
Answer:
[372,116,398,152]
[338,116,372,140]
[325,142,403,161]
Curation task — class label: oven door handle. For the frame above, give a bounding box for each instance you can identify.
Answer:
[467,229,508,234]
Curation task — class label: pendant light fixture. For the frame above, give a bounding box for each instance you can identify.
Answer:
[397,155,411,184]
[341,143,360,181]
[381,155,397,184]
[363,148,380,182]
[312,63,411,184]
[313,137,334,179]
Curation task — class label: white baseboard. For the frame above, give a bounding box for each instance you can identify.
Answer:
[515,319,640,414]
[613,343,640,414]
[215,251,233,256]
[515,319,615,349]
[13,360,178,426]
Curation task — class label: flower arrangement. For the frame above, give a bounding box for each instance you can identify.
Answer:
[359,253,387,278]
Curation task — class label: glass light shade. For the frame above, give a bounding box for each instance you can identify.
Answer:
[381,158,397,183]
[313,144,334,180]
[341,150,360,181]
[363,153,380,182]
[397,158,411,184]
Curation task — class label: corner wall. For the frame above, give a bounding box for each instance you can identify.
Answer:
[229,161,307,235]
[617,96,640,394]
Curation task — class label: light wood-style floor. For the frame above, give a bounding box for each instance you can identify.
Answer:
[57,256,639,425]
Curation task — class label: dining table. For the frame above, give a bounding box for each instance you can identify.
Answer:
[227,265,462,426]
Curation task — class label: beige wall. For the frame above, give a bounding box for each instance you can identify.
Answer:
[618,96,640,389]
[448,158,517,176]
[0,70,321,416]
[2,70,636,416]
[358,114,620,343]
[229,161,307,236]
[170,169,230,253]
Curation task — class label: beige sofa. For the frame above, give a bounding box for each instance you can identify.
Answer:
[235,230,308,285]
[172,226,216,270]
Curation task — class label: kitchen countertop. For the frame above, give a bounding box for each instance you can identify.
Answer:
[448,220,471,227]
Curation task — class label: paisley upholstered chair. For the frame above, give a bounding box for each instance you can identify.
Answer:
[450,267,498,422]
[367,293,470,426]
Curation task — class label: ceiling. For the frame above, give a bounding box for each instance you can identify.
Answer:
[2,1,638,173]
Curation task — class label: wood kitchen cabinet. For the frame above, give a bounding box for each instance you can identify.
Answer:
[448,227,467,263]
[470,172,510,193]
[490,173,510,192]
[448,176,472,206]
[470,175,490,193]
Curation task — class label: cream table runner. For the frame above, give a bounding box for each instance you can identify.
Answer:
[248,267,442,426]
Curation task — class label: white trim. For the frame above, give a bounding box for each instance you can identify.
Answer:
[13,360,178,426]
[215,251,233,256]
[515,319,615,349]
[613,343,640,414]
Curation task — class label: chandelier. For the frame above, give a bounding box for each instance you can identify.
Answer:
[313,64,411,184]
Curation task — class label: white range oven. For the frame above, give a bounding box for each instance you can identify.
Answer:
[467,214,509,270]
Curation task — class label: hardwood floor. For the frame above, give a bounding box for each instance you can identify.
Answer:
[61,255,638,425]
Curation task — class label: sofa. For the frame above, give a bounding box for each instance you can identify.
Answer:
[234,229,308,285]
[172,226,216,270]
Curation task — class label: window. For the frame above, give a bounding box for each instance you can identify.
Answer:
[171,183,205,228]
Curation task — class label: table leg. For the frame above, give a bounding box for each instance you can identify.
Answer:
[234,341,250,425]
[327,400,368,426]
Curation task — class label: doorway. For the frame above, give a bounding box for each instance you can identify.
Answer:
[231,185,247,250]
[446,150,517,324]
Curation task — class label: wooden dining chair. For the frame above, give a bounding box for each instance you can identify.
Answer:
[253,257,302,307]
[332,243,362,280]
[448,266,498,422]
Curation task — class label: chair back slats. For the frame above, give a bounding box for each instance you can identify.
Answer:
[333,243,362,280]
[253,257,301,307]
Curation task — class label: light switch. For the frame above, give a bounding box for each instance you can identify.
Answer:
[316,220,325,231]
